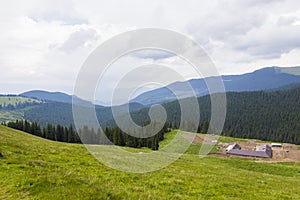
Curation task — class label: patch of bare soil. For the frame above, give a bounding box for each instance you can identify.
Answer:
[181,133,204,143]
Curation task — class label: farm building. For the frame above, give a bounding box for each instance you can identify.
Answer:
[226,143,241,152]
[227,144,272,158]
[271,143,282,147]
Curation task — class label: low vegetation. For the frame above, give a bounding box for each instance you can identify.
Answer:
[1,125,300,199]
[0,96,42,123]
[0,96,41,108]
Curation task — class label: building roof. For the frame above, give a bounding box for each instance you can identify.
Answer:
[271,143,282,147]
[227,145,272,158]
[226,143,241,151]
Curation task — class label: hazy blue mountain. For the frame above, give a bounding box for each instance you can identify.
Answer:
[131,66,300,105]
[5,66,300,128]
[21,90,73,104]
[20,90,107,107]
[23,101,145,127]
[0,89,145,127]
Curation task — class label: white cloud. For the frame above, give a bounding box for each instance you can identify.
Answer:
[0,0,300,101]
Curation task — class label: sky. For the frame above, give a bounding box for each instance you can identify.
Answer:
[1,0,300,104]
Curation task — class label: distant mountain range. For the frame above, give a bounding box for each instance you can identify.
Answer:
[131,66,300,105]
[1,66,300,129]
[1,91,145,127]
[1,66,300,145]
[19,66,300,106]
[20,90,111,106]
[21,90,73,104]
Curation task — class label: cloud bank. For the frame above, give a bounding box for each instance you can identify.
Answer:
[0,0,300,103]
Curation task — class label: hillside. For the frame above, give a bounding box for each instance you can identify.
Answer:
[20,90,73,104]
[0,96,41,108]
[3,85,300,146]
[0,96,42,122]
[1,125,300,199]
[23,101,145,127]
[108,86,300,145]
[0,96,145,127]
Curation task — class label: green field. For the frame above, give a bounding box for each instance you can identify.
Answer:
[1,126,300,199]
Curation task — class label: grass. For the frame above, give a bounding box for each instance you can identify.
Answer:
[0,110,24,122]
[1,125,300,199]
[0,96,41,107]
[217,135,248,143]
[160,130,218,155]
[0,96,42,123]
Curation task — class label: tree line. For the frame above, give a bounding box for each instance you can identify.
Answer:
[4,120,170,150]
[78,123,169,150]
[5,120,80,143]
[106,86,300,145]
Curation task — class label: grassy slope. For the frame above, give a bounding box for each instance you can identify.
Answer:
[0,96,42,123]
[0,96,41,107]
[0,110,24,123]
[1,126,300,199]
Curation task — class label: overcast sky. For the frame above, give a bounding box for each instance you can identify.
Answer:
[1,0,300,103]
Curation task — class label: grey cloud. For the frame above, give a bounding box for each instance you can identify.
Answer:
[186,0,300,60]
[277,16,298,26]
[130,50,175,60]
[186,2,267,45]
[2,0,300,95]
[237,0,284,7]
[29,0,88,25]
[30,12,88,25]
[233,25,300,59]
[58,28,99,52]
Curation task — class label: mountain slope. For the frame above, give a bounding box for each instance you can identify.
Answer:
[108,86,300,144]
[0,94,145,127]
[132,66,300,105]
[1,125,300,199]
[23,101,145,127]
[0,96,42,122]
[21,90,73,104]
[0,95,41,108]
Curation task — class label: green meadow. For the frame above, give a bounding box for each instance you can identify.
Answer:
[1,126,300,199]
[0,96,41,107]
[0,96,42,123]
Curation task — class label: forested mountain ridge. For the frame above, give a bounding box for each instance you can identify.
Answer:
[0,95,145,128]
[19,66,300,107]
[2,84,300,145]
[20,90,73,104]
[2,66,300,145]
[107,86,300,144]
